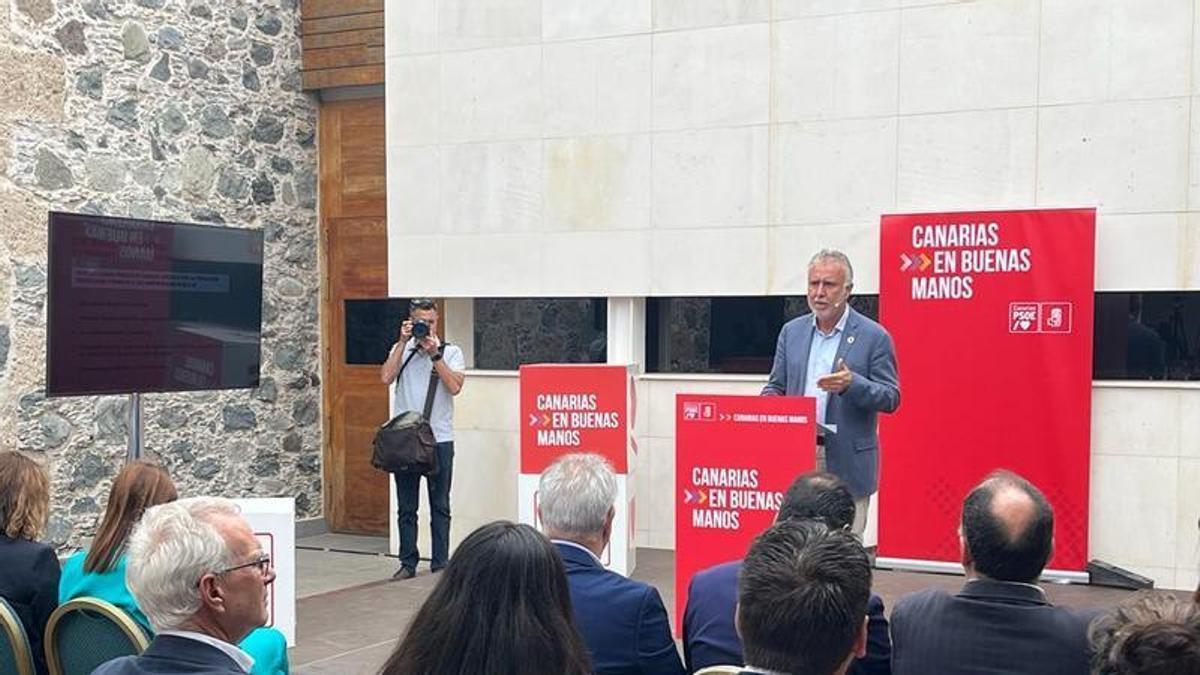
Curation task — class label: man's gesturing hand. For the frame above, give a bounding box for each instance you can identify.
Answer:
[816,359,852,394]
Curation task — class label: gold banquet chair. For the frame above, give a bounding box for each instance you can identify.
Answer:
[45,597,150,675]
[0,596,36,675]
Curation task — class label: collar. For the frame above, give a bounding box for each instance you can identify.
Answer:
[741,666,789,674]
[958,578,1049,605]
[814,305,851,337]
[158,630,255,673]
[551,539,602,565]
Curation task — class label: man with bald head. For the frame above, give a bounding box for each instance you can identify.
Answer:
[890,470,1098,674]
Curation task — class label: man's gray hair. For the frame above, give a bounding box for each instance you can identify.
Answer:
[125,497,241,632]
[538,453,617,539]
[808,248,855,286]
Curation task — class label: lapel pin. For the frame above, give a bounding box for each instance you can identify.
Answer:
[847,335,855,345]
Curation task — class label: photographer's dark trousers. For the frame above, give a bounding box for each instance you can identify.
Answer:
[394,441,454,572]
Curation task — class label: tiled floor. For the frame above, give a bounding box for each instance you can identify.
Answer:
[288,535,1187,674]
[296,533,395,599]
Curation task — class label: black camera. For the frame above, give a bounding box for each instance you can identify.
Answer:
[411,319,431,339]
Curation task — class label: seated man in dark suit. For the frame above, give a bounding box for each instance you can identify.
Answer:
[890,470,1098,675]
[737,520,872,675]
[538,453,684,675]
[93,497,277,675]
[683,471,890,673]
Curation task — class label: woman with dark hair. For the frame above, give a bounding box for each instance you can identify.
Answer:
[381,520,592,675]
[59,460,289,675]
[0,451,59,675]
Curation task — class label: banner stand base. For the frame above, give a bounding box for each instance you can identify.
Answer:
[1087,559,1154,590]
[874,557,1090,585]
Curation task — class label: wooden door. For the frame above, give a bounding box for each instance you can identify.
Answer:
[320,98,389,534]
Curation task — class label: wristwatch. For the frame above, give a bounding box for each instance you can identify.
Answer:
[430,352,443,362]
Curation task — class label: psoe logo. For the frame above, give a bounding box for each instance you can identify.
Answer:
[1009,303,1039,333]
[1039,302,1073,333]
[683,401,716,422]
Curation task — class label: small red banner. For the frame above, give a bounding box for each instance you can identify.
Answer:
[519,364,629,474]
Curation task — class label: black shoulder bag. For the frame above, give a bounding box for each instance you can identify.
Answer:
[371,346,441,475]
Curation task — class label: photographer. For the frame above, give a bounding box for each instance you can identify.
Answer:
[379,298,466,580]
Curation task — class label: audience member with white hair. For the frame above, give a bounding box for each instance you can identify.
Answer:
[538,453,685,675]
[92,497,276,675]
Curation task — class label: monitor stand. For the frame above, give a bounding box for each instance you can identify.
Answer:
[127,392,144,461]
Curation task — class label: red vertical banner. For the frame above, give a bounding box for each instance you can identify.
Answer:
[675,394,815,632]
[879,209,1095,570]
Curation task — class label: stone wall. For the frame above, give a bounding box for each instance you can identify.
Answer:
[474,298,605,370]
[0,0,320,548]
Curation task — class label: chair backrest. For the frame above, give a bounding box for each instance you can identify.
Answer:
[0,596,36,675]
[45,597,151,675]
[694,666,744,675]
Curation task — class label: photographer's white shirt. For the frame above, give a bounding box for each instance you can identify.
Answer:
[389,339,465,443]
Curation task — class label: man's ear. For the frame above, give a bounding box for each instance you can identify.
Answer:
[734,602,742,640]
[197,574,225,612]
[959,528,972,570]
[602,506,615,541]
[853,616,868,658]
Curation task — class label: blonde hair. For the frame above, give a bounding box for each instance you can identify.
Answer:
[0,452,50,540]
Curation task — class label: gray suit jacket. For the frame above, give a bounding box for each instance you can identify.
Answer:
[762,307,900,497]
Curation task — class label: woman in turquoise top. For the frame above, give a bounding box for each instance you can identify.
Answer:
[58,460,288,675]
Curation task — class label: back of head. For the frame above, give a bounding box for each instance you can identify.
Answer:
[961,470,1054,583]
[125,496,240,632]
[1089,591,1200,675]
[537,453,616,541]
[86,460,178,573]
[738,520,872,675]
[382,521,591,675]
[0,451,49,541]
[777,471,855,531]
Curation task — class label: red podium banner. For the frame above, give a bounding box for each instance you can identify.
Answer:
[675,394,815,630]
[879,208,1095,570]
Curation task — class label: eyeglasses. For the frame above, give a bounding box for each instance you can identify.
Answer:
[409,298,436,310]
[214,553,272,577]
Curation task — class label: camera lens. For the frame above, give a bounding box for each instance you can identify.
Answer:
[412,321,430,339]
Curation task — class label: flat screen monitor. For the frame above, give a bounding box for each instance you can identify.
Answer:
[46,211,264,396]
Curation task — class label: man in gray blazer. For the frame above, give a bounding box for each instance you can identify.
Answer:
[763,249,900,534]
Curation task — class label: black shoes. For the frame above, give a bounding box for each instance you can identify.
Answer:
[392,567,416,580]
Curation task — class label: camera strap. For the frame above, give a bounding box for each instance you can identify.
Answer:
[394,342,446,421]
[421,355,440,420]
